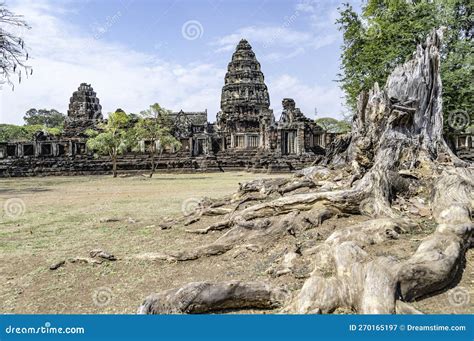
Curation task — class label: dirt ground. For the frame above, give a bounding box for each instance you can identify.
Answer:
[0,172,471,314]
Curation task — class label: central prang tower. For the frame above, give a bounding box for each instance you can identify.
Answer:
[217,39,274,149]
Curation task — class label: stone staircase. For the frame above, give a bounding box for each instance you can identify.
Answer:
[0,149,319,177]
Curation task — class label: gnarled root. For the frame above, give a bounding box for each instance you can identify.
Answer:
[139,168,472,313]
[266,244,302,277]
[138,281,289,314]
[287,218,414,314]
[164,212,300,261]
[155,175,373,263]
[398,167,473,301]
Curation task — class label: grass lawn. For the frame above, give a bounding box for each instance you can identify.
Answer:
[0,172,284,313]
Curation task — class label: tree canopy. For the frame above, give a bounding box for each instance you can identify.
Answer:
[337,0,473,125]
[86,110,131,177]
[315,117,351,134]
[23,108,65,128]
[0,124,61,142]
[134,103,180,177]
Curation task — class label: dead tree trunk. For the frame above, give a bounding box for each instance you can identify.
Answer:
[138,28,473,314]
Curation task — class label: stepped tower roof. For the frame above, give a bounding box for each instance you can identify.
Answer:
[220,39,270,117]
[67,83,102,120]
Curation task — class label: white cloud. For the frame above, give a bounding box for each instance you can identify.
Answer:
[0,0,225,124]
[211,24,338,62]
[212,26,312,52]
[0,0,346,126]
[268,74,344,120]
[211,0,345,62]
[262,47,306,63]
[295,2,316,14]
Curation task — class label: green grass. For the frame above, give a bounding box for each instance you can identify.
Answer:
[0,172,284,313]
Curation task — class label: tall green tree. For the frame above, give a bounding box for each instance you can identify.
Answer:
[134,103,180,178]
[23,108,65,128]
[441,0,473,117]
[86,110,130,178]
[0,124,61,142]
[337,0,473,124]
[315,117,352,134]
[0,124,26,141]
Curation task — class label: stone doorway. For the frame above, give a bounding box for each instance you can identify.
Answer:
[193,139,205,156]
[282,131,297,155]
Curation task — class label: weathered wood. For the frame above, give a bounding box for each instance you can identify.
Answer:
[138,281,289,314]
[398,167,473,301]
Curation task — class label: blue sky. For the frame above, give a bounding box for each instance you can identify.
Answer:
[0,0,361,124]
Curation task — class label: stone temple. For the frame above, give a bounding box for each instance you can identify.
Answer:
[64,83,103,138]
[0,39,337,176]
[217,39,273,150]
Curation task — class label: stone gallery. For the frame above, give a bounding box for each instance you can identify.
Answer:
[0,40,334,176]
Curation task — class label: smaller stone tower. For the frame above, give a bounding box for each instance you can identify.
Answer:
[67,83,102,120]
[63,83,103,138]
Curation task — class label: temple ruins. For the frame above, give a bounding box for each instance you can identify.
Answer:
[0,39,470,176]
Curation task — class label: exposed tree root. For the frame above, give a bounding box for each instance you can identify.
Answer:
[398,167,473,301]
[395,301,424,314]
[166,212,299,261]
[138,281,289,314]
[139,29,473,315]
[287,218,415,314]
[298,203,342,229]
[266,245,302,277]
[279,178,317,194]
[185,220,231,234]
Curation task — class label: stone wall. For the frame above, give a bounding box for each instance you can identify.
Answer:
[2,133,468,177]
[0,151,320,177]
